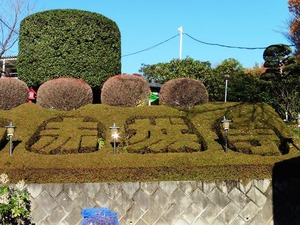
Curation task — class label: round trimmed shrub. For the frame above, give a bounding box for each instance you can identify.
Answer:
[159,78,209,107]
[0,78,29,110]
[101,74,151,107]
[37,78,93,110]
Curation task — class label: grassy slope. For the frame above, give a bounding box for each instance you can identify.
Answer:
[0,102,299,183]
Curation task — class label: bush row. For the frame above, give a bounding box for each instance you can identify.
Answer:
[0,76,209,110]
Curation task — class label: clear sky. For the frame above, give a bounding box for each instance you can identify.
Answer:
[16,0,292,73]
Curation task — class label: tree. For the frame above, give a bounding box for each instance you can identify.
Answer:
[140,57,263,103]
[288,0,300,59]
[0,0,33,57]
[139,57,212,84]
[206,58,252,102]
[244,63,266,76]
[260,44,300,119]
[261,44,297,80]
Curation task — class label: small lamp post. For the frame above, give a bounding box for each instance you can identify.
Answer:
[221,116,231,152]
[110,123,120,155]
[297,114,300,128]
[5,122,15,155]
[224,74,230,102]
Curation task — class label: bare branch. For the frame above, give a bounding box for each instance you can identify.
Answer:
[0,0,34,57]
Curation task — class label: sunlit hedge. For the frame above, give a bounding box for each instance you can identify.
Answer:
[17,9,121,89]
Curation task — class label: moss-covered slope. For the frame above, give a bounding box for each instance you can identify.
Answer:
[0,102,299,183]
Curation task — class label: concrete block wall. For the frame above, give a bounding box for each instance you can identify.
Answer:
[24,178,297,225]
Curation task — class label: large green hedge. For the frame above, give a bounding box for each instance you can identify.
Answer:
[17,9,121,88]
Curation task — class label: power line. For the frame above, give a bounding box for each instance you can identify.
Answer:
[121,34,179,57]
[0,18,18,35]
[184,33,268,50]
[121,31,295,58]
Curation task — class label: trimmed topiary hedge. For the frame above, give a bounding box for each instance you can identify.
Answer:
[159,78,209,107]
[0,78,29,110]
[101,74,151,107]
[26,116,105,155]
[17,9,121,89]
[36,78,93,110]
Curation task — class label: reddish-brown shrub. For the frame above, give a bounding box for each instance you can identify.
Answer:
[159,78,209,107]
[37,78,93,110]
[0,78,29,110]
[101,74,151,107]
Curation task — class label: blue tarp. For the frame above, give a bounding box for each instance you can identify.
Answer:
[81,208,119,225]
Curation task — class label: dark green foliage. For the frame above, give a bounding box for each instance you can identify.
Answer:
[159,78,209,107]
[260,44,300,118]
[0,78,28,110]
[261,44,295,80]
[205,58,246,102]
[101,74,151,107]
[36,78,93,110]
[140,57,212,84]
[17,9,121,88]
[228,73,263,102]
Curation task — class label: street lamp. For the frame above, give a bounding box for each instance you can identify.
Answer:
[297,114,300,128]
[110,123,120,155]
[5,122,15,155]
[224,74,230,102]
[221,116,231,152]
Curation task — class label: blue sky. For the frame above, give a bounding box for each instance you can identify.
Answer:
[18,0,292,73]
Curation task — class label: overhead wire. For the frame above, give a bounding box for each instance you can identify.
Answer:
[184,33,267,50]
[0,18,19,35]
[122,31,295,57]
[121,34,179,57]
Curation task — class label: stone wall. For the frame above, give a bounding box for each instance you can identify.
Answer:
[23,178,296,225]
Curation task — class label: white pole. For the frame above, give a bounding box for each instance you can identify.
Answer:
[224,79,228,102]
[178,26,183,60]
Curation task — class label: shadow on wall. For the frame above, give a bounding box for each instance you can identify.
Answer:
[273,156,300,225]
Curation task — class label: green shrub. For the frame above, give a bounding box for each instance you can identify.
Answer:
[17,9,121,89]
[159,78,209,107]
[0,174,32,225]
[0,78,28,110]
[101,74,151,107]
[36,78,93,110]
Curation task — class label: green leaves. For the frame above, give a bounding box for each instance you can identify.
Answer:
[17,9,121,88]
[140,57,211,84]
[0,174,32,224]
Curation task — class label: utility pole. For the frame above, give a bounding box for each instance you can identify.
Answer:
[178,26,183,60]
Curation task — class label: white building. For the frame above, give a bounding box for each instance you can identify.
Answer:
[0,56,17,77]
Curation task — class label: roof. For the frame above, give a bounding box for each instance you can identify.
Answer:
[0,55,17,60]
